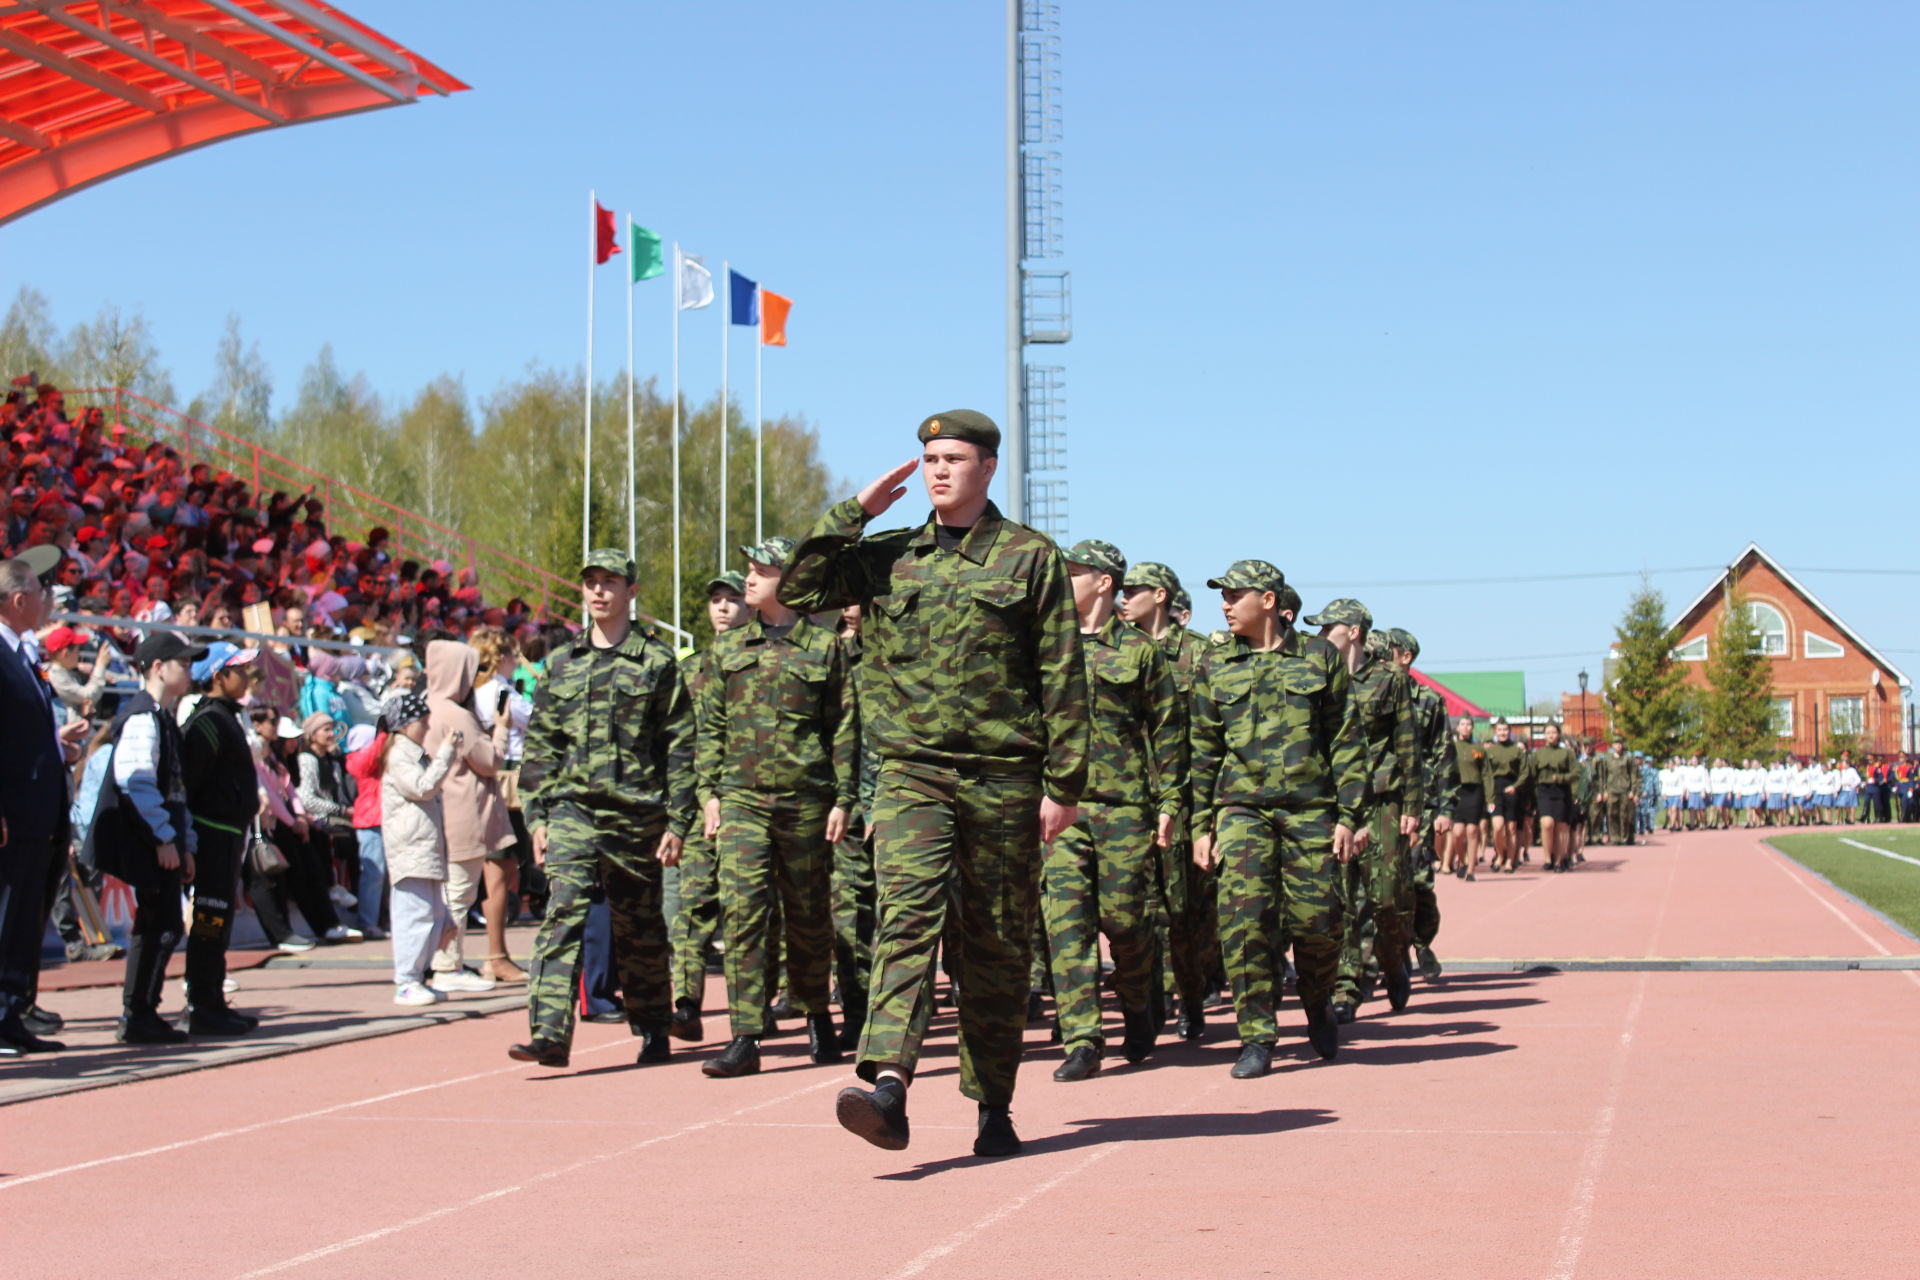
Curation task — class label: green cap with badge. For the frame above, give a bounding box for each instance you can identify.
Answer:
[1123,561,1181,595]
[1206,558,1286,595]
[581,547,635,582]
[1385,626,1419,658]
[1304,597,1371,629]
[916,409,1000,452]
[738,536,797,571]
[705,570,747,596]
[1063,538,1126,581]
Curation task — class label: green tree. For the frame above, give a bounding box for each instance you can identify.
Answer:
[187,314,273,441]
[63,303,176,404]
[1606,579,1690,754]
[0,285,60,385]
[1699,574,1778,761]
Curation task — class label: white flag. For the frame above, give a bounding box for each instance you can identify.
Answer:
[677,250,714,311]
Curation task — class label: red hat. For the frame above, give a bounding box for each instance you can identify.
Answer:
[77,525,102,541]
[40,624,89,653]
[145,534,171,550]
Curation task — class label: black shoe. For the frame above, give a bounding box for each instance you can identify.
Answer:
[1331,1000,1357,1025]
[583,1009,625,1024]
[1026,990,1045,1022]
[809,1012,844,1065]
[507,1039,570,1068]
[669,1003,704,1042]
[838,1020,865,1053]
[1119,1003,1157,1064]
[114,1013,184,1046]
[22,1004,64,1036]
[702,1035,761,1078]
[974,1105,1022,1158]
[1052,1044,1101,1082]
[636,1030,671,1064]
[1415,945,1443,982]
[1384,965,1412,1012]
[1356,975,1377,1005]
[768,995,796,1019]
[1,1014,67,1052]
[187,1006,256,1037]
[1306,1003,1339,1060]
[836,1078,910,1150]
[1230,1042,1272,1079]
[1177,1009,1207,1042]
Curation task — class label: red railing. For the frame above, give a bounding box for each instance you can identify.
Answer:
[68,387,578,621]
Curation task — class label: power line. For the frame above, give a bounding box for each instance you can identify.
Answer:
[1290,566,1720,590]
[1419,650,1598,666]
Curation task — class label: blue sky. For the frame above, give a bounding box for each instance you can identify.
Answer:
[16,1,1919,700]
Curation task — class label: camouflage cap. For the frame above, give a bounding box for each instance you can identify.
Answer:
[1172,587,1192,613]
[917,409,1000,451]
[1385,626,1419,657]
[1304,597,1372,629]
[738,536,797,570]
[704,570,747,596]
[1123,560,1182,595]
[581,547,635,582]
[1205,558,1286,595]
[1063,538,1126,580]
[1364,630,1392,657]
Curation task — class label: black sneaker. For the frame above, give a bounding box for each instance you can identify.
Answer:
[22,1004,64,1036]
[507,1039,570,1068]
[1306,1003,1339,1060]
[636,1030,671,1064]
[836,1077,910,1150]
[1230,1042,1272,1079]
[702,1035,761,1078]
[1415,945,1443,982]
[669,1001,704,1042]
[1052,1044,1101,1082]
[187,1006,257,1037]
[973,1105,1022,1158]
[808,1012,844,1065]
[1384,965,1412,1012]
[115,1013,184,1046]
[1119,1003,1157,1065]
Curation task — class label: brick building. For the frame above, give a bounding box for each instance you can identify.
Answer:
[1648,544,1912,756]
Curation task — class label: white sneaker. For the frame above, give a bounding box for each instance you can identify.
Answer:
[277,934,317,953]
[223,977,238,994]
[324,925,364,943]
[428,968,495,993]
[394,982,438,1007]
[329,885,358,909]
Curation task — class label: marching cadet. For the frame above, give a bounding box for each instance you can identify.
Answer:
[1443,715,1486,880]
[1481,718,1528,873]
[1044,541,1183,1081]
[1528,721,1579,871]
[511,550,694,1069]
[1119,560,1217,1041]
[1189,561,1364,1078]
[668,569,749,1044]
[781,410,1088,1158]
[832,604,881,1053]
[1310,600,1422,1024]
[695,538,858,1078]
[1385,627,1448,980]
[1600,738,1640,846]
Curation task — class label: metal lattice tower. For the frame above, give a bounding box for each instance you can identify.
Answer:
[1006,0,1070,538]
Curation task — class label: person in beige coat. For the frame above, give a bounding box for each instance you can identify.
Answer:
[423,639,513,992]
[379,693,460,1007]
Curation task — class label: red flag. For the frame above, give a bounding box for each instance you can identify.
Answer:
[760,290,792,347]
[594,202,621,265]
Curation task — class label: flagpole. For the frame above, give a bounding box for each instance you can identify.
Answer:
[720,258,730,574]
[754,283,764,544]
[625,227,636,569]
[671,242,683,641]
[583,188,595,563]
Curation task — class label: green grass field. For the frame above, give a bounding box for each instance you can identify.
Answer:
[1769,828,1920,941]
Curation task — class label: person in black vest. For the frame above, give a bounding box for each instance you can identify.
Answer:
[86,631,206,1045]
[181,641,264,1035]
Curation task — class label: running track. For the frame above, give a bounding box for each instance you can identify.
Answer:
[5,829,1917,1280]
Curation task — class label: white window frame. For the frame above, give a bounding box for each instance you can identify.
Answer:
[1804,631,1844,659]
[1772,696,1794,737]
[1829,695,1864,736]
[1672,635,1709,662]
[1746,602,1788,657]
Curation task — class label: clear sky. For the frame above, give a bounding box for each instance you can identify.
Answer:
[14,1,1919,701]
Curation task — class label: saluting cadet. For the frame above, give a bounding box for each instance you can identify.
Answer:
[1189,561,1365,1078]
[1480,719,1527,873]
[1119,559,1217,1041]
[511,550,694,1069]
[832,604,881,1052]
[695,537,859,1078]
[781,410,1088,1159]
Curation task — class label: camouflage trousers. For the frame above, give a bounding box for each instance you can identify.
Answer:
[1042,803,1155,1054]
[717,791,834,1038]
[833,828,877,1035]
[1337,801,1412,1005]
[1214,802,1342,1045]
[670,829,721,1009]
[1606,795,1637,845]
[526,804,670,1047]
[857,761,1042,1107]
[1157,836,1219,1017]
[1411,836,1441,949]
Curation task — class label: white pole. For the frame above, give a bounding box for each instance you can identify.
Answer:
[583,189,595,561]
[754,287,763,543]
[625,230,636,568]
[720,258,730,573]
[671,242,683,641]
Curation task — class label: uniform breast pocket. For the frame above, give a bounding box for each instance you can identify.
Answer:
[969,579,1028,652]
[612,667,659,741]
[1091,647,1143,698]
[869,585,922,661]
[780,653,831,718]
[1211,668,1258,750]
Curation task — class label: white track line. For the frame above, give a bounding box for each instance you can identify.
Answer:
[1763,842,1920,990]
[882,1146,1120,1280]
[234,1075,844,1278]
[1545,970,1649,1280]
[1840,837,1920,869]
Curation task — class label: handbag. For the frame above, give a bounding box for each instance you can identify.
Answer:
[247,821,290,878]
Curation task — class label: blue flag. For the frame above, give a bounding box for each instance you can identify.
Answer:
[728,269,759,325]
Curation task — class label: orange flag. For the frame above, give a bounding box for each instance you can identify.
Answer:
[760,290,792,347]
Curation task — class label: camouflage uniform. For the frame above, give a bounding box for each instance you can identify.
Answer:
[1043,542,1184,1058]
[1388,629,1449,954]
[832,635,881,1042]
[1189,563,1365,1047]
[520,559,695,1049]
[671,645,725,1012]
[780,488,1088,1107]
[1601,748,1639,845]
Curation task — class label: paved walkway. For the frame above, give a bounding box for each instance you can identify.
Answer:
[3,830,1917,1279]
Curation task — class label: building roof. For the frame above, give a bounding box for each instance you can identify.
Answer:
[1672,543,1911,691]
[1421,670,1526,718]
[1410,668,1490,719]
[0,0,466,226]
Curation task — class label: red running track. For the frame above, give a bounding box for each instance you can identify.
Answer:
[3,829,1917,1280]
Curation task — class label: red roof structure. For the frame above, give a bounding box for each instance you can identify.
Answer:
[1411,667,1490,720]
[0,0,465,225]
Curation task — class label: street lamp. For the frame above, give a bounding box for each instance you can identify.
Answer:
[1578,668,1590,740]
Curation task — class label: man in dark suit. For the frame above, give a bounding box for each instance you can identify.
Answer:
[0,545,81,1054]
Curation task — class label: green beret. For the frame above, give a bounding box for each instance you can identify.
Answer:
[1123,560,1181,595]
[1063,538,1126,581]
[1304,597,1372,629]
[917,409,1000,451]
[581,547,635,582]
[738,536,797,571]
[1205,559,1285,595]
[704,570,746,596]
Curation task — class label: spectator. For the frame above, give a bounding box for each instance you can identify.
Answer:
[471,627,532,983]
[379,694,460,1007]
[298,650,350,732]
[422,638,510,993]
[54,720,122,963]
[344,723,389,939]
[293,714,365,943]
[42,624,112,715]
[180,642,262,1035]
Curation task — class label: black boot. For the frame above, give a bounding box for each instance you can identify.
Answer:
[1230,1042,1272,1079]
[187,1005,257,1037]
[1306,1002,1339,1060]
[1384,963,1412,1012]
[669,998,703,1042]
[702,1035,761,1078]
[1052,1044,1101,1081]
[506,1039,570,1067]
[808,1012,844,1065]
[973,1104,1022,1158]
[1177,1008,1207,1043]
[836,1076,910,1150]
[118,926,183,1045]
[636,1026,671,1063]
[1120,1002,1157,1064]
[117,1010,188,1045]
[1415,945,1443,981]
[838,997,867,1052]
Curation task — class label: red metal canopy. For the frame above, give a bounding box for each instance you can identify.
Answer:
[0,0,465,225]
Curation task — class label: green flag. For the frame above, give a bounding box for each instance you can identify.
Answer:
[630,221,664,283]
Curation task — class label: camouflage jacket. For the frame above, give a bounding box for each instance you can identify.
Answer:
[694,615,858,808]
[1349,653,1425,816]
[1081,615,1184,813]
[520,624,695,837]
[1572,755,1594,805]
[1600,751,1641,796]
[1187,627,1366,841]
[1409,679,1450,825]
[1147,622,1207,821]
[779,496,1089,803]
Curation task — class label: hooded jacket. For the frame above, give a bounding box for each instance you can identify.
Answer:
[423,638,513,859]
[381,737,457,881]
